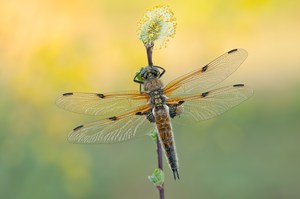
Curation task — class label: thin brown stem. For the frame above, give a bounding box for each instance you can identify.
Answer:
[146,45,154,66]
[156,138,164,199]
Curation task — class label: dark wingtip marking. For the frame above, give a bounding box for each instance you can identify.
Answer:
[63,92,73,96]
[178,101,184,105]
[172,169,180,180]
[202,65,208,72]
[108,116,117,121]
[201,91,209,97]
[135,112,143,116]
[97,93,105,98]
[233,84,244,87]
[228,49,238,54]
[73,125,83,131]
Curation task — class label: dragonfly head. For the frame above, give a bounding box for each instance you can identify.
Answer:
[140,66,160,81]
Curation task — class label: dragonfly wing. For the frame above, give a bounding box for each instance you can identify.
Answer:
[68,105,155,144]
[56,91,149,119]
[164,49,248,98]
[168,84,253,123]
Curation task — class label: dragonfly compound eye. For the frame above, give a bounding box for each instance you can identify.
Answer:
[141,66,160,80]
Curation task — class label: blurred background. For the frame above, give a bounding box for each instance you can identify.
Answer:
[1,0,300,198]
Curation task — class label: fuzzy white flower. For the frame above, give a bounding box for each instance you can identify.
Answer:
[137,5,177,48]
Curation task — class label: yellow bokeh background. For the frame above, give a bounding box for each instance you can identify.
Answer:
[1,0,300,198]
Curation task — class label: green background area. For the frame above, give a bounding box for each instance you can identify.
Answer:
[1,0,300,198]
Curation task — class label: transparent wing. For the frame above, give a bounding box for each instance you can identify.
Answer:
[168,84,253,123]
[56,91,149,119]
[164,49,248,98]
[68,105,155,144]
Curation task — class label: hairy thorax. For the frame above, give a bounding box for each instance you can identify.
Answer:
[143,78,164,92]
[144,78,166,108]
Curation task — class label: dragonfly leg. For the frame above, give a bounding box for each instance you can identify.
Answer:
[168,104,184,118]
[136,110,155,123]
[145,110,155,122]
[133,73,144,84]
[155,66,166,78]
[132,73,145,94]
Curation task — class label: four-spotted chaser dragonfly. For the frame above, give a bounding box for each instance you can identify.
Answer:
[56,48,253,180]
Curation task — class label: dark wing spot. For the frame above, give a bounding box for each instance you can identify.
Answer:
[228,49,238,54]
[63,92,73,96]
[201,91,209,97]
[233,84,244,87]
[135,112,143,116]
[202,65,208,72]
[73,125,84,131]
[108,116,117,121]
[178,101,184,105]
[97,93,105,98]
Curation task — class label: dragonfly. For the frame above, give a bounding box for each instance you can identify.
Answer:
[56,48,253,180]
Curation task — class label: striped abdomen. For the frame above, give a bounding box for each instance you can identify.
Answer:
[154,105,180,180]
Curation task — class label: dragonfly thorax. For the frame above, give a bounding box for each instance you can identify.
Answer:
[143,77,164,92]
[149,88,166,109]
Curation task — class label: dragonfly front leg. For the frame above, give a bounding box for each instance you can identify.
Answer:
[133,73,145,94]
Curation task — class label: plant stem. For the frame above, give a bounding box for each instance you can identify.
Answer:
[146,45,154,66]
[156,137,165,199]
[146,44,163,198]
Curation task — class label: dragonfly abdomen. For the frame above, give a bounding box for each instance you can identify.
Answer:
[154,106,180,180]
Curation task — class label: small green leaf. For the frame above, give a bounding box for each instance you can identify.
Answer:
[149,130,157,142]
[148,168,164,187]
[135,67,144,82]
